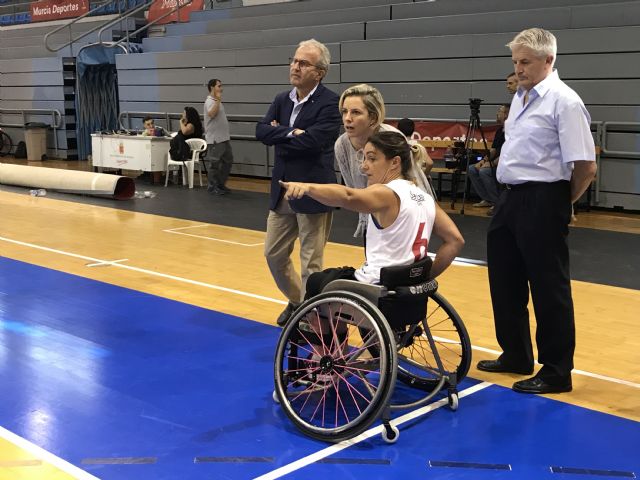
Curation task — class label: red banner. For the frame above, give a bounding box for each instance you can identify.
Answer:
[147,0,203,24]
[30,0,88,22]
[387,120,500,159]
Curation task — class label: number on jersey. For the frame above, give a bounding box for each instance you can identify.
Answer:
[411,222,428,261]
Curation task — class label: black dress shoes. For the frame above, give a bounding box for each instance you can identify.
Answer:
[276,302,299,327]
[477,359,533,375]
[512,375,572,394]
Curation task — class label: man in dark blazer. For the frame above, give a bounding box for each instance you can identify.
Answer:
[256,39,342,327]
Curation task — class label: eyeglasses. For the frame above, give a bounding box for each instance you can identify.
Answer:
[289,57,321,70]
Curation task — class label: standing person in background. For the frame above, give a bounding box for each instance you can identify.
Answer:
[255,39,342,327]
[506,72,518,95]
[335,84,434,237]
[477,28,596,394]
[204,79,234,196]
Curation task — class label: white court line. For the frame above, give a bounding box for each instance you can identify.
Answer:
[0,235,285,306]
[0,234,637,390]
[164,224,210,232]
[468,343,640,389]
[0,425,100,480]
[163,228,264,247]
[86,259,129,268]
[253,382,493,480]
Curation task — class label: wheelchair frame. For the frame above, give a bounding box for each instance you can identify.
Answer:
[273,279,471,444]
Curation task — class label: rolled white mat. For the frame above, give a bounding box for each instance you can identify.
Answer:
[0,163,135,200]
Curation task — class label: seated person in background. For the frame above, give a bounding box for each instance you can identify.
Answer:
[180,106,204,140]
[140,116,166,137]
[467,104,510,215]
[169,107,204,161]
[397,118,416,143]
[280,131,464,309]
[397,117,433,176]
[335,84,435,236]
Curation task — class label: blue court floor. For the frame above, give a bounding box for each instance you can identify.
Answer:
[0,256,638,479]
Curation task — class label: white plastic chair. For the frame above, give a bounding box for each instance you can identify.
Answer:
[165,136,207,189]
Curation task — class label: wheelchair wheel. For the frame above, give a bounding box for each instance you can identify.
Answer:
[274,291,397,443]
[396,292,471,391]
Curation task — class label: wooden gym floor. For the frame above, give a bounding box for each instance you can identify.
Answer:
[0,163,638,479]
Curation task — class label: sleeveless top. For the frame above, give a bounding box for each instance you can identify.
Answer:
[355,179,436,284]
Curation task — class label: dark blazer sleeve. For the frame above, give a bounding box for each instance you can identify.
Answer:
[282,95,341,157]
[255,93,294,145]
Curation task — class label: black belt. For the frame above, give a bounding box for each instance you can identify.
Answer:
[505,180,568,191]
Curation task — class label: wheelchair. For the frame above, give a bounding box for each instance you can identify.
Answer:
[273,257,472,443]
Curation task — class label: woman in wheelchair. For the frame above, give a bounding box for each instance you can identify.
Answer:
[280,130,464,297]
[275,131,468,442]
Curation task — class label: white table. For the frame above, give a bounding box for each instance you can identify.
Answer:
[91,134,171,172]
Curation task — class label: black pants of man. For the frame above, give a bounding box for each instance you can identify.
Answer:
[487,180,574,382]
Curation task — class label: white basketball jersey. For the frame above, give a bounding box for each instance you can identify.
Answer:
[355,179,436,284]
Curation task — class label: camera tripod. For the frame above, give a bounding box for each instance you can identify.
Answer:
[457,99,490,215]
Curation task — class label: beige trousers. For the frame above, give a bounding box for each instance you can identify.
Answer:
[264,199,333,304]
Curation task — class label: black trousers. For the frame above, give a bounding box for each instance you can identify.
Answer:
[487,181,574,380]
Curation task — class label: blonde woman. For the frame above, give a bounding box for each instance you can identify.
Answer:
[335,84,434,236]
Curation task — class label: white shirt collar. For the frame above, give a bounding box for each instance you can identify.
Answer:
[289,84,319,106]
[517,69,560,100]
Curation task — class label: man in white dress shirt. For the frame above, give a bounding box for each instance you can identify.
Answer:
[477,28,597,394]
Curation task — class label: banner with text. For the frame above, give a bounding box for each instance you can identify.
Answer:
[387,120,499,159]
[30,0,88,22]
[147,0,204,24]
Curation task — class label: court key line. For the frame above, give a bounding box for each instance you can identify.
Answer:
[253,382,493,480]
[86,258,129,267]
[1,234,637,391]
[163,224,264,246]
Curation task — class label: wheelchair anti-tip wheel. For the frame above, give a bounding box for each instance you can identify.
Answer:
[274,291,397,443]
[395,292,472,392]
[382,423,399,444]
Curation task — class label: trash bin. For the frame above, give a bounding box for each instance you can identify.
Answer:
[24,122,48,161]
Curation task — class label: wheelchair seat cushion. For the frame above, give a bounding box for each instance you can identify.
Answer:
[379,257,432,289]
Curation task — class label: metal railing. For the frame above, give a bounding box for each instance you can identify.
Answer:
[118,110,258,134]
[0,107,62,155]
[98,0,194,52]
[118,111,617,202]
[119,110,268,175]
[601,122,640,159]
[44,0,137,54]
